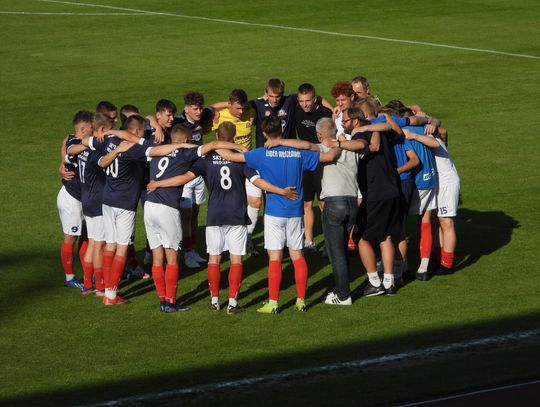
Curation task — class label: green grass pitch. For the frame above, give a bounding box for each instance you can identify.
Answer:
[1,0,539,405]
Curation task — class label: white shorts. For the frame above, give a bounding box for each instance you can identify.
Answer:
[437,182,460,217]
[144,201,182,250]
[102,204,136,246]
[245,179,262,198]
[409,188,437,215]
[264,215,304,250]
[56,186,83,236]
[85,215,105,241]
[206,225,247,256]
[181,176,206,206]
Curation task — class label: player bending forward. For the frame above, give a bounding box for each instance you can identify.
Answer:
[148,122,298,314]
[219,115,340,314]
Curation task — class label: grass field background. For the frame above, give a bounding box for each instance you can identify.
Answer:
[1,0,540,405]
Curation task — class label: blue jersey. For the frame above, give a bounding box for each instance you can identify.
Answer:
[145,146,202,210]
[95,136,151,211]
[402,126,437,190]
[244,146,319,217]
[63,135,82,201]
[370,114,410,128]
[77,146,106,217]
[191,153,259,226]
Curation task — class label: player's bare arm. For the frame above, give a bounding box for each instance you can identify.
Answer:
[98,141,135,168]
[106,129,143,144]
[322,137,368,153]
[368,131,381,153]
[403,130,440,148]
[353,121,392,135]
[264,137,319,152]
[59,137,75,181]
[201,140,247,156]
[215,149,246,163]
[251,177,299,201]
[147,171,196,193]
[145,115,164,144]
[397,149,420,174]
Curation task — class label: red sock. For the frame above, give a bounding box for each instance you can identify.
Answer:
[82,261,94,289]
[152,265,166,301]
[165,264,179,303]
[419,222,432,259]
[228,263,243,299]
[109,254,127,291]
[441,250,455,269]
[78,240,88,266]
[94,268,104,291]
[60,242,74,275]
[293,257,308,299]
[182,236,192,251]
[207,262,220,297]
[102,250,115,289]
[268,260,282,301]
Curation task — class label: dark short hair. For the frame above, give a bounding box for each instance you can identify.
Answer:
[261,115,282,137]
[96,101,117,114]
[171,123,192,142]
[297,83,316,96]
[120,104,140,126]
[346,105,366,123]
[183,92,204,107]
[123,114,146,131]
[229,89,249,106]
[266,78,285,94]
[72,110,93,125]
[156,99,177,114]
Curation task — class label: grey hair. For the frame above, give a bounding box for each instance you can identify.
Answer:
[351,75,369,90]
[315,117,337,138]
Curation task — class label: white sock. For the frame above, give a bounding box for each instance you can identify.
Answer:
[269,299,278,305]
[383,274,394,289]
[211,296,219,305]
[367,272,381,287]
[65,274,74,281]
[417,258,430,273]
[246,206,259,235]
[105,288,116,300]
[228,298,237,307]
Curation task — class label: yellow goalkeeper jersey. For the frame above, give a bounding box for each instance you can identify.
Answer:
[212,107,256,150]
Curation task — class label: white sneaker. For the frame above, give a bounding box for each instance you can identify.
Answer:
[184,251,201,269]
[324,292,352,305]
[190,250,207,263]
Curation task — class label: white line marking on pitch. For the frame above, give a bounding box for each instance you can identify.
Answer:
[38,0,540,60]
[399,379,540,406]
[0,11,145,15]
[80,329,540,407]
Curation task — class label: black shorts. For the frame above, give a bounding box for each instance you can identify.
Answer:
[398,178,415,226]
[360,197,401,243]
[303,166,323,202]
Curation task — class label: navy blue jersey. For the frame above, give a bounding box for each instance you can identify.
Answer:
[77,147,106,217]
[95,136,151,211]
[173,108,214,146]
[145,146,202,210]
[191,153,258,226]
[251,94,297,148]
[144,123,171,145]
[64,135,82,201]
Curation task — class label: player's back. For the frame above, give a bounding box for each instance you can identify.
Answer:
[192,153,254,226]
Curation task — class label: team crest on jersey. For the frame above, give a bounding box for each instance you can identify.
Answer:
[246,122,252,128]
[264,109,271,117]
[278,109,287,118]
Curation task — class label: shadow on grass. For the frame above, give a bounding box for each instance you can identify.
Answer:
[3,311,539,407]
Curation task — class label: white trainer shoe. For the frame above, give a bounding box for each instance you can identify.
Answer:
[324,292,352,305]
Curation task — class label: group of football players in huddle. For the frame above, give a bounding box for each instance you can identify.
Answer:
[56,76,460,314]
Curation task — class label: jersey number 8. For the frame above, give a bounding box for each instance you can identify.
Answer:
[220,166,232,190]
